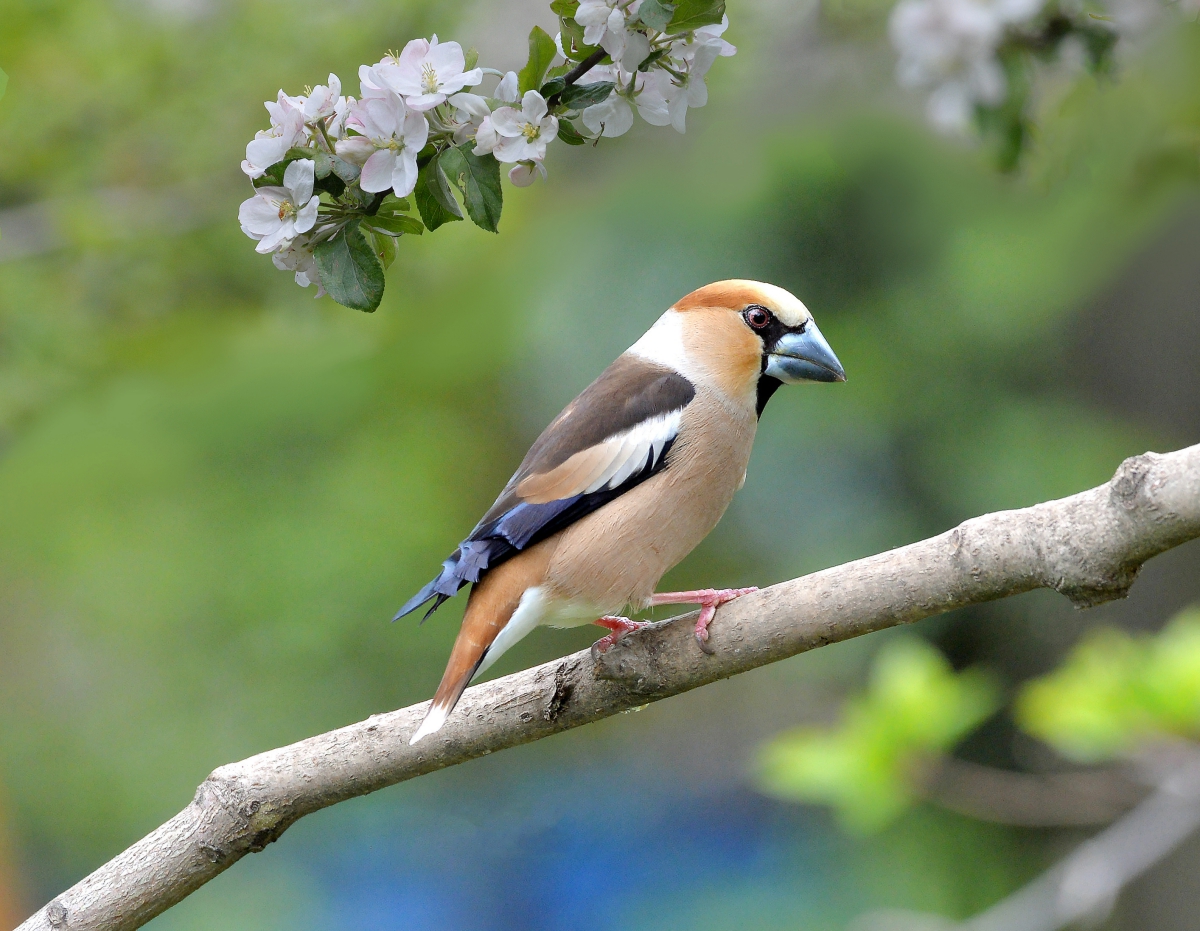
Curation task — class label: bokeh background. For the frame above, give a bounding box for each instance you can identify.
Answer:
[1,1,1199,928]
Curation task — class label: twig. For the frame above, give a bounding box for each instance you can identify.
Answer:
[545,48,609,109]
[922,757,1146,827]
[15,444,1200,931]
[858,745,1200,931]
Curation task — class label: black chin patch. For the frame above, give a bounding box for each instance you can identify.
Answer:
[756,375,783,418]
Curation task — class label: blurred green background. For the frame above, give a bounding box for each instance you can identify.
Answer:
[1,1,1198,929]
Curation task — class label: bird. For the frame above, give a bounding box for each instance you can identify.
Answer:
[397,279,845,744]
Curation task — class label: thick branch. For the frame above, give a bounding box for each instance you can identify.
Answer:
[17,444,1200,931]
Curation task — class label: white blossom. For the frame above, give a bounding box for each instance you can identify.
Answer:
[303,73,343,121]
[336,95,429,197]
[238,159,320,254]
[272,236,325,296]
[487,91,558,163]
[376,36,483,111]
[494,70,520,104]
[694,14,738,58]
[445,92,492,145]
[578,65,669,136]
[474,114,500,155]
[889,0,1042,131]
[576,0,652,71]
[241,92,309,179]
[508,160,547,187]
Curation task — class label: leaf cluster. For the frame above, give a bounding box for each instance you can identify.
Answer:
[1018,608,1200,762]
[980,2,1119,171]
[757,638,999,832]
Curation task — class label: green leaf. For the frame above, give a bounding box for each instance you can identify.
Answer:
[464,46,480,71]
[557,120,588,145]
[557,17,602,62]
[440,146,503,233]
[377,193,411,213]
[313,220,385,312]
[559,81,614,110]
[545,62,573,81]
[0,67,7,103]
[413,154,463,231]
[540,77,567,100]
[363,229,400,271]
[549,0,579,17]
[253,161,288,187]
[364,214,425,236]
[330,156,361,183]
[312,151,333,178]
[667,0,725,32]
[637,48,669,72]
[314,172,345,198]
[637,0,676,31]
[518,26,558,95]
[283,145,318,161]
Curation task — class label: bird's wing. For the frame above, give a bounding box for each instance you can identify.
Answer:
[395,354,695,620]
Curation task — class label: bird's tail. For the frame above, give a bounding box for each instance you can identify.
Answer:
[409,544,552,745]
[409,588,507,745]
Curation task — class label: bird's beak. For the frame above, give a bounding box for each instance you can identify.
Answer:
[764,322,846,384]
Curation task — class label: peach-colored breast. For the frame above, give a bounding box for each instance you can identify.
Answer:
[543,387,757,616]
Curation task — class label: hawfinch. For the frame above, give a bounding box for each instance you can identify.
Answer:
[399,280,845,743]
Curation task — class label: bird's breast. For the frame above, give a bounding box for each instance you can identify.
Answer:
[543,389,757,614]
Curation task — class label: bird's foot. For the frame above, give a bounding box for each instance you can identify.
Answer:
[649,587,759,654]
[591,616,650,658]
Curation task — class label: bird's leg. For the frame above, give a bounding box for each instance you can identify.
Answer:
[648,588,759,654]
[591,615,651,655]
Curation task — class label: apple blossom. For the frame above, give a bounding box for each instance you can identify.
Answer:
[508,161,547,187]
[273,236,325,296]
[303,73,344,121]
[489,91,558,163]
[241,94,309,178]
[446,92,492,145]
[238,158,320,254]
[336,95,429,197]
[376,36,483,111]
[494,71,520,104]
[235,2,737,310]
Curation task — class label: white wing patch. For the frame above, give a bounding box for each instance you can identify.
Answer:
[582,410,682,494]
[516,408,684,504]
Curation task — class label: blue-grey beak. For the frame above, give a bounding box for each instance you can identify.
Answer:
[764,322,846,384]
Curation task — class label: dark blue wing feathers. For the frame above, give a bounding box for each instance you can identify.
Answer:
[393,439,674,622]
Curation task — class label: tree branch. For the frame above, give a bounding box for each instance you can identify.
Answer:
[17,444,1200,931]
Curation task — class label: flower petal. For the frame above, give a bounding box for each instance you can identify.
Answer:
[391,150,420,198]
[294,196,320,234]
[284,158,315,204]
[490,106,525,137]
[360,149,398,192]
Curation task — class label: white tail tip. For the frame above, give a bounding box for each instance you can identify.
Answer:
[409,703,450,745]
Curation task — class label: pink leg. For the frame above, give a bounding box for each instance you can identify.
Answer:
[591,615,651,655]
[649,587,759,654]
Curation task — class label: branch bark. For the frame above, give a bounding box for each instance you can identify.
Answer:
[17,444,1200,931]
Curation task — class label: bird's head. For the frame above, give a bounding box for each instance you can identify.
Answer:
[630,279,845,416]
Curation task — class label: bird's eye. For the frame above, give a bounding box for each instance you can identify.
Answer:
[744,306,771,329]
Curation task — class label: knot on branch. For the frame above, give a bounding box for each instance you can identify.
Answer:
[591,618,682,694]
[193,770,295,859]
[1110,452,1153,510]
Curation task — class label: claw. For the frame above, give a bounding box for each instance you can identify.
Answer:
[651,587,759,654]
[591,615,649,659]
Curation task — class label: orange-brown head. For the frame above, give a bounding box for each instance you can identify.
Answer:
[629,279,845,415]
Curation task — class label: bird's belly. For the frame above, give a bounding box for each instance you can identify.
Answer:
[543,401,754,615]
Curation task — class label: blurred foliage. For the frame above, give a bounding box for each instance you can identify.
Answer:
[760,607,1200,837]
[757,638,999,831]
[1018,606,1200,761]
